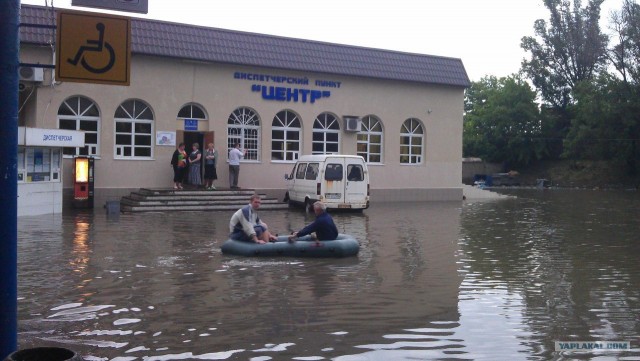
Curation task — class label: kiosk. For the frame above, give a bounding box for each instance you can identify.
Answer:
[17,127,85,216]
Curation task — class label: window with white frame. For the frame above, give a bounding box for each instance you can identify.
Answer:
[177,103,207,119]
[357,115,384,163]
[227,107,260,161]
[271,109,301,161]
[17,147,61,182]
[312,112,340,154]
[57,96,100,157]
[114,99,154,159]
[400,118,424,164]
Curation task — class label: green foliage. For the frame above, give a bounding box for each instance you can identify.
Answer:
[464,0,640,174]
[609,0,640,84]
[463,76,544,167]
[564,75,640,174]
[521,0,608,109]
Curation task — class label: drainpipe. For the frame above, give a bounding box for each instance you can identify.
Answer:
[0,0,20,358]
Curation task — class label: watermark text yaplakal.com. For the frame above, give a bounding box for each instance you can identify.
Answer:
[555,341,631,352]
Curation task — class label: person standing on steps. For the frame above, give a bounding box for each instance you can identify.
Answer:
[228,143,246,189]
[188,143,202,188]
[204,142,218,190]
[170,142,188,190]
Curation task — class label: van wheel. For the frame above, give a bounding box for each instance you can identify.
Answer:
[304,199,313,212]
[283,192,289,202]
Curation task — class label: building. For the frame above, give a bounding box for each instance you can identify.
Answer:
[18,4,470,210]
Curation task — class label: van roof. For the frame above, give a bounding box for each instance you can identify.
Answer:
[297,154,366,162]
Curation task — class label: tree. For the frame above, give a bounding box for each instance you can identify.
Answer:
[521,0,609,109]
[463,76,545,167]
[609,0,640,84]
[565,75,640,174]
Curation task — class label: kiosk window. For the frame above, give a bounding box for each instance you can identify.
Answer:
[19,147,61,182]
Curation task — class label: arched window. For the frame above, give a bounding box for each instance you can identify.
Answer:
[57,96,100,157]
[357,115,384,163]
[271,110,301,161]
[312,112,340,155]
[114,99,154,159]
[177,103,207,135]
[177,103,207,119]
[400,118,424,164]
[227,107,260,161]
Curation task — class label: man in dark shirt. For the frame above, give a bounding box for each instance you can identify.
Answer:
[289,201,338,242]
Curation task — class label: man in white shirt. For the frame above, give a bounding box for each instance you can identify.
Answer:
[228,143,246,189]
[229,194,277,244]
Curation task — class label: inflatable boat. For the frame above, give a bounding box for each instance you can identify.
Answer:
[221,233,359,258]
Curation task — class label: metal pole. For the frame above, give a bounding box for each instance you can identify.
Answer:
[0,0,20,358]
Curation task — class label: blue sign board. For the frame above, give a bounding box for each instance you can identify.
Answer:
[184,119,198,131]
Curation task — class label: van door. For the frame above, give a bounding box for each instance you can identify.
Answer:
[288,162,307,202]
[345,161,367,205]
[323,158,345,205]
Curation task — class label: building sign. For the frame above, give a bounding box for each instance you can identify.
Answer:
[234,72,342,104]
[19,127,86,147]
[184,119,198,131]
[251,85,330,103]
[56,10,131,85]
[72,0,148,14]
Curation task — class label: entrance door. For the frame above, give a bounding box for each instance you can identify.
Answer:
[182,131,213,185]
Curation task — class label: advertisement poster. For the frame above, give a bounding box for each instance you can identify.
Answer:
[156,131,176,146]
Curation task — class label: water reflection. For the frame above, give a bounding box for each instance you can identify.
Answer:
[16,191,640,360]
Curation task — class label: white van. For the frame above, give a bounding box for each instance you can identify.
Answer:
[284,155,370,211]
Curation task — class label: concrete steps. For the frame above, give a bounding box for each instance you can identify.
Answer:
[120,188,288,212]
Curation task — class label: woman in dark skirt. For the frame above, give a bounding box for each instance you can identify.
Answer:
[188,143,202,187]
[204,142,218,190]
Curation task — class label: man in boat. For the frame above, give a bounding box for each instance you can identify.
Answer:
[229,194,277,244]
[289,201,338,242]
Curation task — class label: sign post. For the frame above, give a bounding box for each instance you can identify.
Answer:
[56,10,131,85]
[72,0,148,14]
[0,0,19,358]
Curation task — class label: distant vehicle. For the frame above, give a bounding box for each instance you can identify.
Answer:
[284,155,370,211]
[473,172,520,187]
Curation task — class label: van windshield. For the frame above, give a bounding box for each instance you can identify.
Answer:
[325,163,343,181]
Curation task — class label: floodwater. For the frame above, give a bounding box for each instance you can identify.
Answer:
[15,189,640,360]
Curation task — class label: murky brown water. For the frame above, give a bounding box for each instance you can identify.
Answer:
[16,189,640,360]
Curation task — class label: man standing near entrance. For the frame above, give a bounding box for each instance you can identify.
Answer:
[228,143,246,189]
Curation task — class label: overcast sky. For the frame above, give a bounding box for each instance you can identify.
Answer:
[21,0,625,81]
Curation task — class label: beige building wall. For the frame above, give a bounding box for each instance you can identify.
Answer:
[19,45,464,204]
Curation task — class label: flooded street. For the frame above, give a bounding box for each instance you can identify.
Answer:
[16,189,640,360]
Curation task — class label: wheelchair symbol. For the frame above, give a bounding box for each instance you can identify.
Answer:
[67,23,116,74]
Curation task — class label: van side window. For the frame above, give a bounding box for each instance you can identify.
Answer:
[305,163,319,180]
[347,165,364,181]
[295,163,307,179]
[325,163,343,181]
